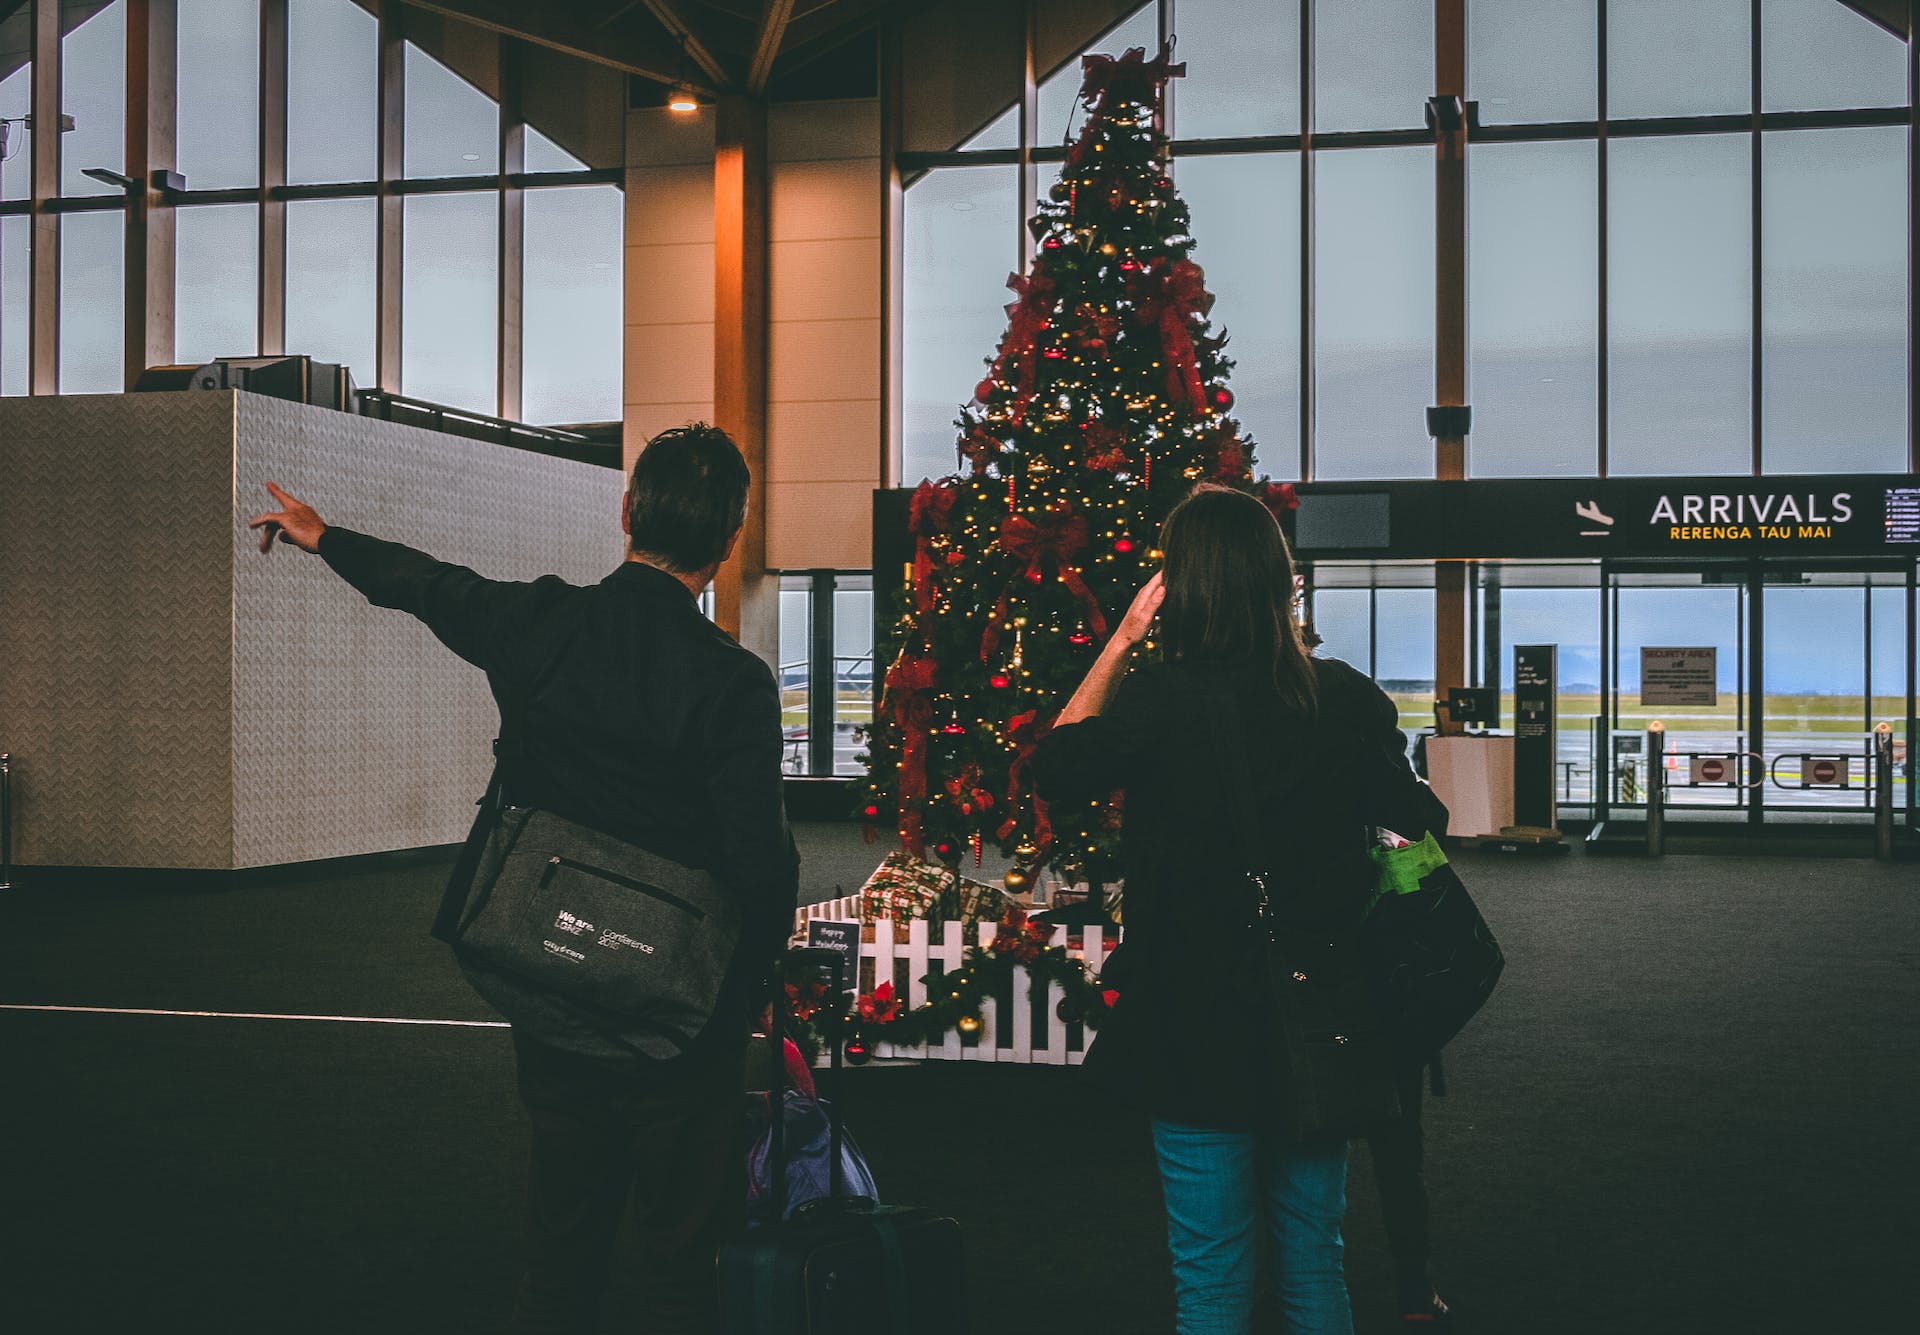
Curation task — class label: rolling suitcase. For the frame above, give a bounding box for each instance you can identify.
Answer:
[718,949,966,1335]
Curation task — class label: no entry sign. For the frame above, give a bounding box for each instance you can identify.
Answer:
[1690,755,1736,786]
[1802,756,1848,789]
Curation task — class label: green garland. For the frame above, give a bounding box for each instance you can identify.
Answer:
[778,912,1118,1062]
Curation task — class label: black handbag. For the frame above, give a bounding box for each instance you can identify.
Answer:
[432,727,743,1062]
[1363,835,1504,1062]
[1213,691,1402,1138]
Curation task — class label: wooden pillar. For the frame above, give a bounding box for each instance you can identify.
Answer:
[497,36,524,422]
[28,0,60,393]
[259,0,288,356]
[124,0,179,387]
[375,0,404,391]
[1432,0,1470,732]
[711,93,777,669]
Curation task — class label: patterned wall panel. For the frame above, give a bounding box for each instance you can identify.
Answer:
[0,394,237,868]
[232,395,623,869]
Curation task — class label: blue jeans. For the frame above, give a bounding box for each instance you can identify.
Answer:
[1151,1120,1354,1335]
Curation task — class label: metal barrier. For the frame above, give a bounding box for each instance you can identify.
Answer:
[1875,723,1895,862]
[0,752,12,891]
[1645,722,1665,857]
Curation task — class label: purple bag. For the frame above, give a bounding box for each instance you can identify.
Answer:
[746,1090,881,1221]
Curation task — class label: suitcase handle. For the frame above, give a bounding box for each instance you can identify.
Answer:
[768,947,848,1220]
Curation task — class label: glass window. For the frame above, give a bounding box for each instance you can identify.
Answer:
[779,585,810,774]
[288,0,378,185]
[2,217,27,394]
[1868,586,1907,728]
[1762,126,1907,475]
[174,203,258,365]
[1374,586,1436,714]
[1314,145,1434,480]
[959,106,1018,152]
[524,127,587,174]
[1762,0,1908,114]
[177,0,259,190]
[523,184,622,425]
[1491,582,1603,804]
[1,58,29,201]
[901,164,1017,485]
[1608,134,1750,476]
[1314,0,1429,133]
[1470,140,1599,477]
[62,0,126,196]
[1470,0,1598,125]
[1607,0,1749,120]
[833,581,875,776]
[401,191,497,412]
[1179,151,1301,478]
[287,196,376,387]
[1169,0,1299,140]
[405,42,498,179]
[1307,587,1371,669]
[60,210,124,392]
[1035,2,1157,148]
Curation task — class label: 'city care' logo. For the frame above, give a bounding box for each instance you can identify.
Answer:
[1652,491,1852,542]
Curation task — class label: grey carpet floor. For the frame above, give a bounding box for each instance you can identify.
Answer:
[0,835,1913,1334]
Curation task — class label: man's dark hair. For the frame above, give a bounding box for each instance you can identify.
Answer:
[625,423,750,572]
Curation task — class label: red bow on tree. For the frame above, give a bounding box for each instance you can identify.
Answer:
[988,906,1053,965]
[999,708,1056,855]
[883,653,940,855]
[987,271,1058,424]
[1130,259,1214,412]
[908,479,960,615]
[1079,46,1187,116]
[1261,480,1301,515]
[982,507,1109,660]
[1083,421,1130,473]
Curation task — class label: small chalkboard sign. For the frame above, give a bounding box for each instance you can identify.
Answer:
[805,921,858,989]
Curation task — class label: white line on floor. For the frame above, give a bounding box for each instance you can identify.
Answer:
[0,1003,509,1028]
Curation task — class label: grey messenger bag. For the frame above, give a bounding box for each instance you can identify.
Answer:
[433,742,744,1062]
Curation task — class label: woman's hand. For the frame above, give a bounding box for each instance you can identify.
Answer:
[1116,570,1165,646]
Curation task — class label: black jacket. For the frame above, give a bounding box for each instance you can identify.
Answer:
[319,528,800,1038]
[1031,654,1436,1130]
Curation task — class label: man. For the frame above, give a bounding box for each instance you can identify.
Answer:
[249,423,799,1334]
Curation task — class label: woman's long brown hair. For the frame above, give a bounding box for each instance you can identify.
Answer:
[1156,484,1318,713]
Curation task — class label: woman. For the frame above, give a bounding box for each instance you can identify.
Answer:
[1031,485,1439,1335]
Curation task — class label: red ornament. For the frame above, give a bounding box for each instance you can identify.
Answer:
[1024,567,1046,584]
[989,673,1012,690]
[1210,385,1235,411]
[1043,347,1067,360]
[1113,537,1135,554]
[1042,234,1063,250]
[933,840,959,863]
[1068,629,1095,647]
[941,720,966,735]
[863,804,881,820]
[1118,259,1140,273]
[845,1039,871,1066]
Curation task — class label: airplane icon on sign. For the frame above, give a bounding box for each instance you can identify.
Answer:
[1576,500,1614,537]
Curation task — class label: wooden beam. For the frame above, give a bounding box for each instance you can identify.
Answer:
[375,0,404,390]
[27,0,58,392]
[496,34,523,421]
[398,0,696,86]
[124,0,178,386]
[745,0,794,95]
[638,0,734,90]
[259,0,288,356]
[878,4,904,485]
[711,93,776,667]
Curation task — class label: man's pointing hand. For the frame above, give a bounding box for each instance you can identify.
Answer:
[248,482,327,555]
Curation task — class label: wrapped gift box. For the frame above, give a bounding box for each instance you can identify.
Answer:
[857,852,1009,924]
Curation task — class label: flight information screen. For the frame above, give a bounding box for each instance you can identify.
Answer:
[1887,487,1920,544]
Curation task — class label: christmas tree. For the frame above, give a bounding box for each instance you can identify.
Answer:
[863,46,1294,893]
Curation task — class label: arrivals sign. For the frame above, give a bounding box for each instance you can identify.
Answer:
[1287,475,1920,560]
[1640,647,1717,707]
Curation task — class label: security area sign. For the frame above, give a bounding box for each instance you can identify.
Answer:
[1641,647,1717,706]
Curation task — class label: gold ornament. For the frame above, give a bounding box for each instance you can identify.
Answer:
[956,1013,984,1038]
[1099,242,1118,256]
[1004,866,1034,896]
[1014,839,1040,864]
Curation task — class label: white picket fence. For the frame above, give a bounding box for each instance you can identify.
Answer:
[794,897,1123,1066]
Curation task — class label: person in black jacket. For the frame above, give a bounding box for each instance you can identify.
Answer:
[1032,485,1440,1335]
[248,424,799,1335]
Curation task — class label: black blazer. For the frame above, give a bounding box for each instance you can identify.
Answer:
[319,529,801,1017]
[1031,654,1436,1130]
